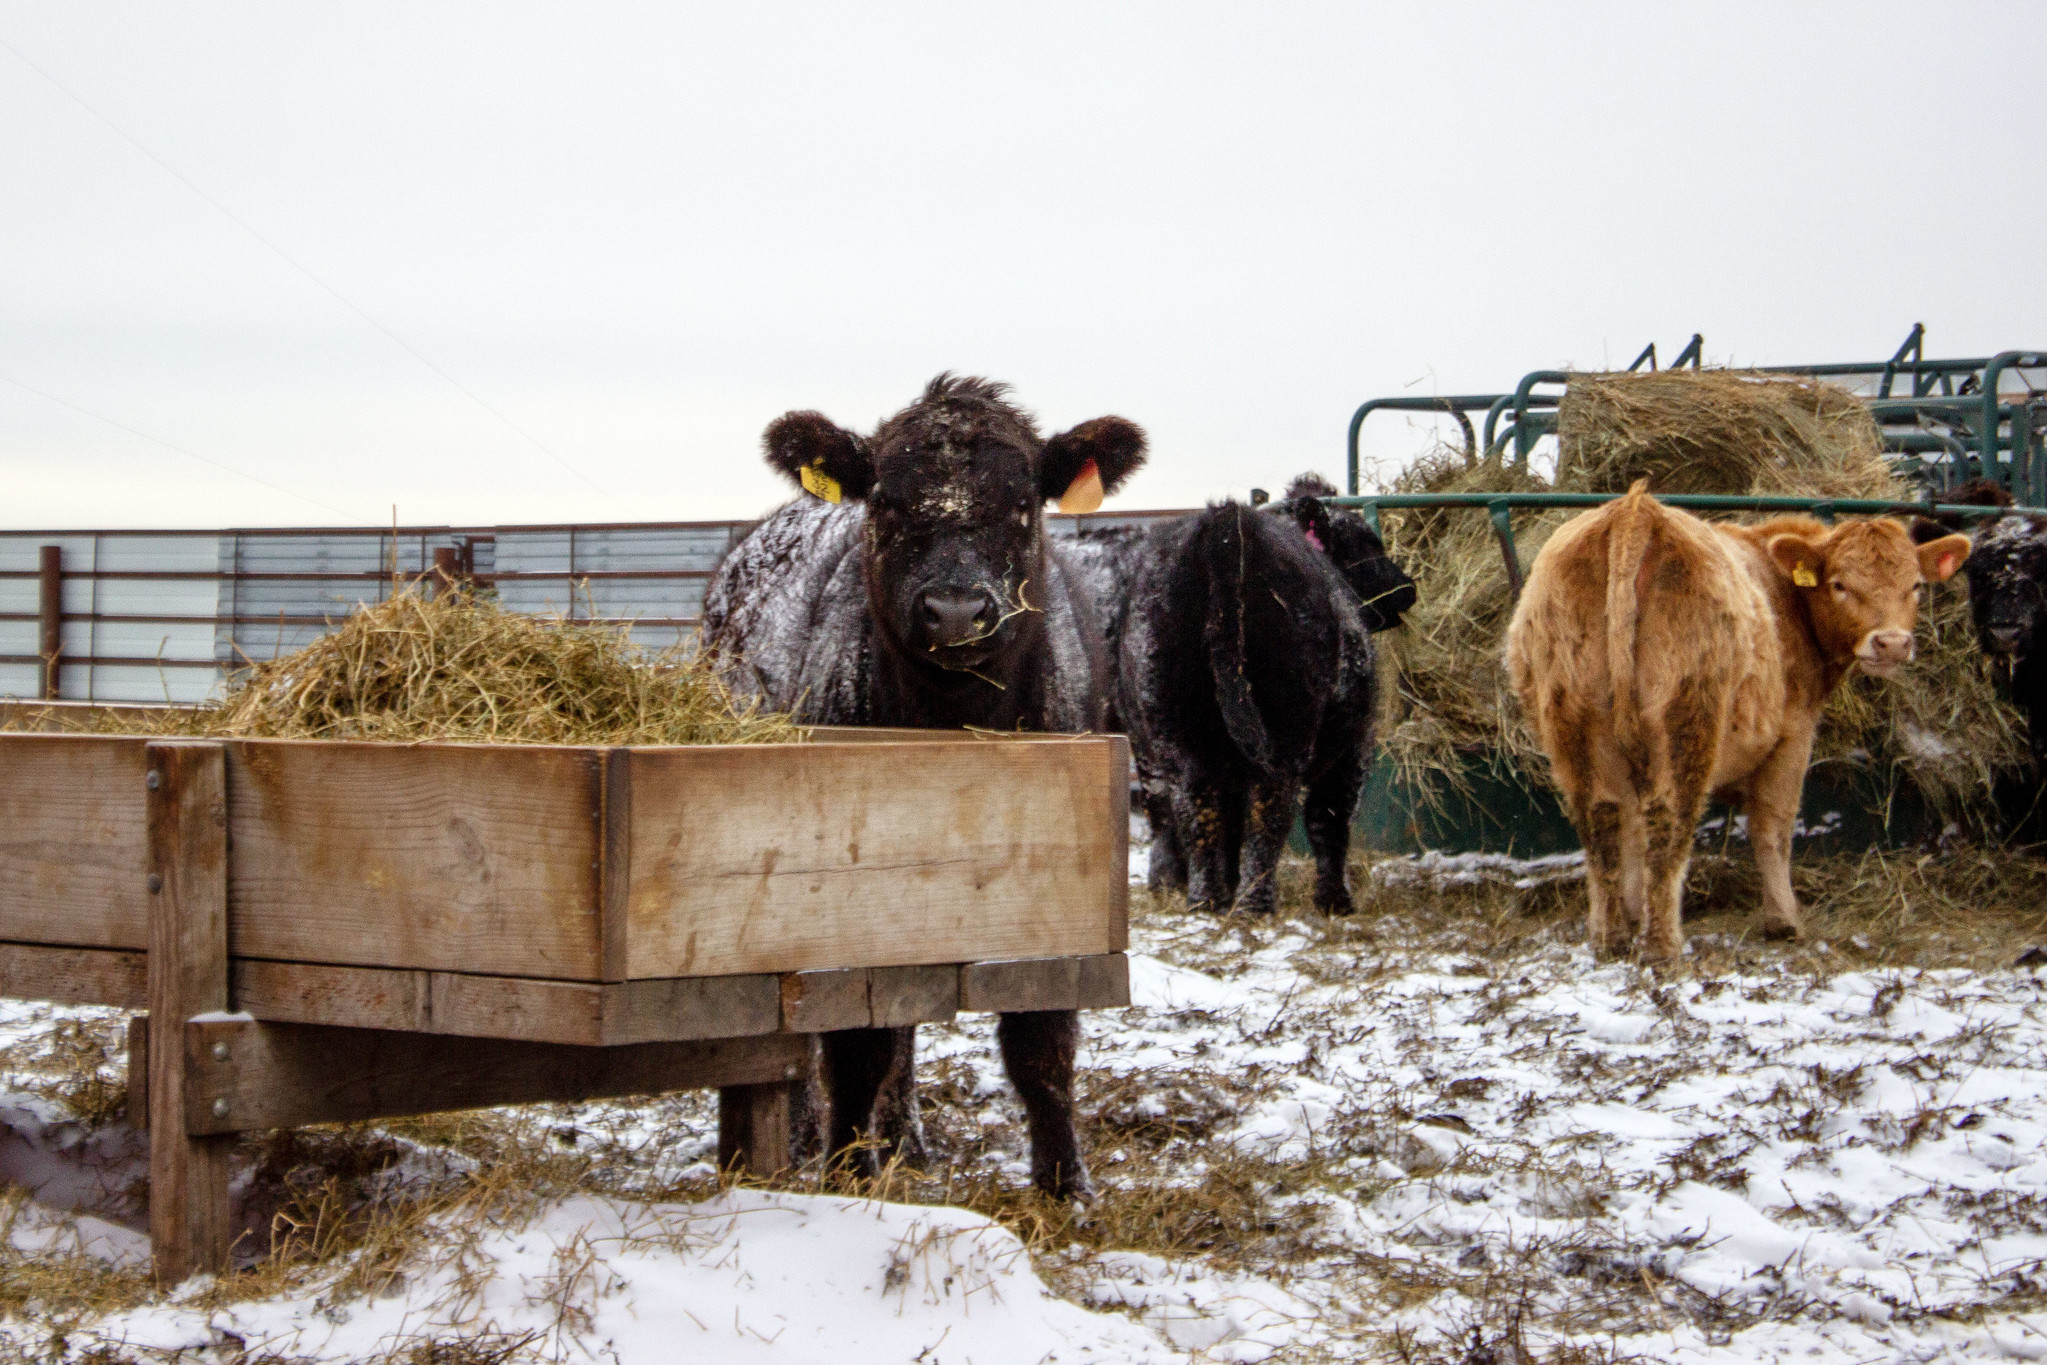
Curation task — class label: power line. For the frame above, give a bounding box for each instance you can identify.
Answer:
[0,36,628,509]
[0,372,376,524]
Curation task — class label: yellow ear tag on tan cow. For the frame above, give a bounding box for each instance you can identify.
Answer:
[1058,459,1103,514]
[799,461,842,504]
[1792,564,1818,587]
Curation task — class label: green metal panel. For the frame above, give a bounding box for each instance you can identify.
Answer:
[1337,754,1937,857]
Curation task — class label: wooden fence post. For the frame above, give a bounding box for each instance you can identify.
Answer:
[145,741,234,1283]
[718,1081,795,1177]
[37,546,61,700]
[431,546,462,597]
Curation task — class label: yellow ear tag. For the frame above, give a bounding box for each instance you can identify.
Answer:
[799,462,842,504]
[1057,459,1103,514]
[1792,564,1818,587]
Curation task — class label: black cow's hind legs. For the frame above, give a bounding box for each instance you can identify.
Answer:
[1303,744,1368,915]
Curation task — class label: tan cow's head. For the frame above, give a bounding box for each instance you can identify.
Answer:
[1767,518,1971,678]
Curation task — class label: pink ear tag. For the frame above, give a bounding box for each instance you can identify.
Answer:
[1058,459,1103,514]
[1304,525,1323,551]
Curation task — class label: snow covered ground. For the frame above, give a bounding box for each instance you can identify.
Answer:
[5,846,2047,1363]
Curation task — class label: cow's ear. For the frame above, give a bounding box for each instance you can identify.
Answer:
[1042,417,1147,507]
[1916,532,1971,583]
[1766,532,1825,589]
[763,411,874,502]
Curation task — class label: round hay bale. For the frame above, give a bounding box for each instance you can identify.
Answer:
[1556,370,1898,499]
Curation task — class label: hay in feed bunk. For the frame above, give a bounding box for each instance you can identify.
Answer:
[1373,370,2027,821]
[7,586,802,746]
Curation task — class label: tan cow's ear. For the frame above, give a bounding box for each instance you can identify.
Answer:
[1766,532,1824,588]
[1916,532,1971,582]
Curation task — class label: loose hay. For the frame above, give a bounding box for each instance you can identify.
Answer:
[1374,371,2029,820]
[6,587,801,747]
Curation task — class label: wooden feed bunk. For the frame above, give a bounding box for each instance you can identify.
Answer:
[0,706,1130,1283]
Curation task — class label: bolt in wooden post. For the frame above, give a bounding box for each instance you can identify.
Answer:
[145,741,234,1283]
[718,1079,796,1177]
[36,546,61,700]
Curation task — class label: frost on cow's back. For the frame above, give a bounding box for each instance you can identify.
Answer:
[701,497,868,720]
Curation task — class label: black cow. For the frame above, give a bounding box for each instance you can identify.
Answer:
[1058,522,1151,730]
[701,373,1146,1199]
[1930,480,2047,770]
[1113,475,1415,916]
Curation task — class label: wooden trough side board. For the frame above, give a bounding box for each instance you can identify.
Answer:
[0,726,1133,1284]
[619,737,1128,979]
[0,947,1133,1043]
[0,731,1129,982]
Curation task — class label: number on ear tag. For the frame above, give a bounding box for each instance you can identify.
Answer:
[1058,459,1103,514]
[799,462,842,504]
[1792,564,1818,587]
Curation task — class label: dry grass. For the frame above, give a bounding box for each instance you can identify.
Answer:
[1373,449,1563,783]
[4,587,800,748]
[1373,371,2029,818]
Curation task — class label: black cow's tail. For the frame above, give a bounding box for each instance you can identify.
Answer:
[1199,504,1275,771]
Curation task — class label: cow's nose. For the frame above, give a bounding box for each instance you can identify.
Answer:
[919,587,998,647]
[1990,625,2024,653]
[1865,629,1914,664]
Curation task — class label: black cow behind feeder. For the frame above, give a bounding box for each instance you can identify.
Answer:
[1928,480,2047,781]
[701,373,1146,1200]
[1119,474,1416,917]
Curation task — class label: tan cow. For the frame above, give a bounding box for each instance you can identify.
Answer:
[1505,481,1970,960]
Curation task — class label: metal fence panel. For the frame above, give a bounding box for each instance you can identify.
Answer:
[0,533,99,572]
[85,663,219,705]
[92,533,224,573]
[225,622,342,663]
[87,619,218,663]
[89,578,223,617]
[0,511,1199,706]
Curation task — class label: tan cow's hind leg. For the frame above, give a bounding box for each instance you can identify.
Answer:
[1578,797,1628,955]
[1616,798,1651,946]
[1549,712,1631,958]
[1743,735,1812,940]
[1640,798,1695,962]
[1638,680,1723,963]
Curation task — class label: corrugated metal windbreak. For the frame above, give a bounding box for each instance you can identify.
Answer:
[493,523,746,651]
[222,529,475,665]
[0,507,1194,705]
[0,531,227,704]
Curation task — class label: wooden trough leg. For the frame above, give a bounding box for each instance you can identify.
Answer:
[145,741,235,1284]
[717,1081,794,1177]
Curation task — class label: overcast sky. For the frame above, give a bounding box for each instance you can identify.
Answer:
[2,2,2042,530]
